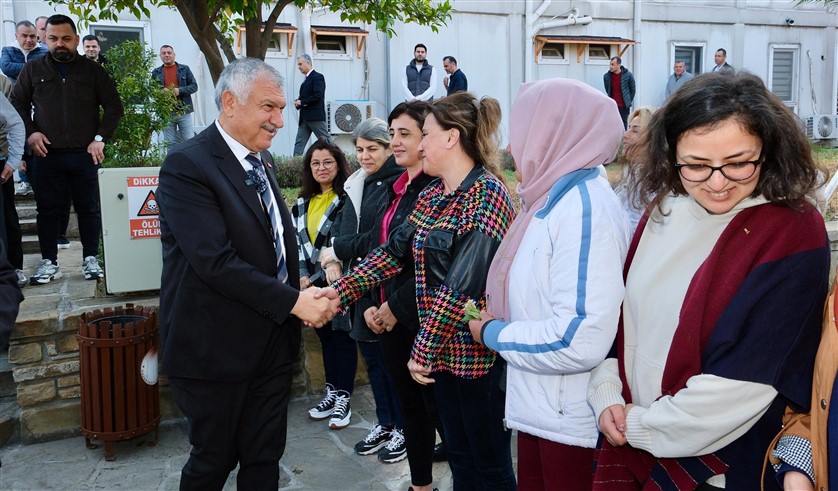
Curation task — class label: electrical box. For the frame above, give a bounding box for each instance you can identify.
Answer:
[98,167,162,294]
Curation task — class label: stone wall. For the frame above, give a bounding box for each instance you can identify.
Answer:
[4,299,368,444]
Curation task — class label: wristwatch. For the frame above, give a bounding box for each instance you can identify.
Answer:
[94,135,104,142]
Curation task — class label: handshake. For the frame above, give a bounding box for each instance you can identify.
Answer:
[290,286,341,328]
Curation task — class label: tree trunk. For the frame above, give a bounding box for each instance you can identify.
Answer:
[173,0,226,84]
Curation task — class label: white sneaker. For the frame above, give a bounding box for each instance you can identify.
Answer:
[15,269,28,288]
[83,256,104,280]
[31,259,61,285]
[15,182,32,196]
[308,384,337,419]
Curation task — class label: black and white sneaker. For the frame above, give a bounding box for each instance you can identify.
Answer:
[83,256,104,280]
[328,390,351,429]
[378,428,407,463]
[31,259,61,285]
[354,423,392,455]
[308,384,337,419]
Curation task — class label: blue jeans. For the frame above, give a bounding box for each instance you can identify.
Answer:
[433,361,515,490]
[358,340,403,428]
[163,112,194,150]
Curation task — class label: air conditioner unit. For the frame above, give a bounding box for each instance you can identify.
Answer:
[327,100,382,135]
[805,114,838,140]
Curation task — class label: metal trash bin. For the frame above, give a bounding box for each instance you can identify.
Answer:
[78,303,160,460]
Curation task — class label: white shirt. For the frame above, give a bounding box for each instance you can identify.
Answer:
[214,119,286,248]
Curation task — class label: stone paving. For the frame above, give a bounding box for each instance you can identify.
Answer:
[0,384,471,490]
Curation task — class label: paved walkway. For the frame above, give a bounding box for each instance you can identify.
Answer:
[0,385,469,490]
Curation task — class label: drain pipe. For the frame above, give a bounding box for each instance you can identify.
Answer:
[632,0,642,105]
[525,3,593,82]
[0,0,13,48]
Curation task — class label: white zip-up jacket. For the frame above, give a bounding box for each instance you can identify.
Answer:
[483,173,630,447]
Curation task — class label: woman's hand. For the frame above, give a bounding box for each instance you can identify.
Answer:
[599,404,628,447]
[325,262,342,283]
[372,302,397,332]
[467,311,495,345]
[299,275,312,289]
[364,307,385,334]
[407,359,434,385]
[320,246,337,267]
[783,471,814,490]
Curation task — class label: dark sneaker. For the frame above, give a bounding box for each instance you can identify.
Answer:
[328,390,351,429]
[15,269,28,288]
[353,423,391,455]
[57,236,70,249]
[308,384,337,419]
[378,428,407,463]
[31,259,61,285]
[83,256,104,280]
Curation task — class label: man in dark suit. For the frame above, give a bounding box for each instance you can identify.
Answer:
[157,57,337,490]
[442,56,468,96]
[292,54,329,156]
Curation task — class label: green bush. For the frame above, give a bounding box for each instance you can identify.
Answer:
[103,41,182,168]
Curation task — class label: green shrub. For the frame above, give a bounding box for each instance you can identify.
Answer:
[103,41,182,168]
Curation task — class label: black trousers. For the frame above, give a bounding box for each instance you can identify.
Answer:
[0,165,22,269]
[379,323,444,487]
[168,326,295,491]
[32,150,100,262]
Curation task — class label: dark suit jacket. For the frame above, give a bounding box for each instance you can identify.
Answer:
[157,123,301,383]
[447,69,468,95]
[298,70,326,122]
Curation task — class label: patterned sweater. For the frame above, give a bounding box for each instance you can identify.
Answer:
[333,166,514,378]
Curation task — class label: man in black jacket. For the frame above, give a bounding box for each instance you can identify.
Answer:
[11,14,123,285]
[293,54,329,156]
[603,56,636,129]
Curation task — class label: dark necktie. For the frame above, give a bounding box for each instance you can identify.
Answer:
[245,153,288,283]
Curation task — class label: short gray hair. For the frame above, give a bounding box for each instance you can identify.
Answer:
[298,54,312,64]
[214,57,284,110]
[352,118,390,147]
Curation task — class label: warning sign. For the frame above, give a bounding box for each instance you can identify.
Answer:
[127,176,160,239]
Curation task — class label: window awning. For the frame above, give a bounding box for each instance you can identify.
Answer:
[236,22,297,56]
[311,25,369,58]
[534,35,636,62]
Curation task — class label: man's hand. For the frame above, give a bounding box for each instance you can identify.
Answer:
[599,404,628,447]
[87,141,105,165]
[443,76,449,89]
[467,311,495,345]
[314,286,341,311]
[408,359,434,385]
[294,99,301,109]
[19,160,26,172]
[300,275,312,289]
[372,301,397,332]
[0,164,13,184]
[28,132,50,157]
[173,87,180,97]
[291,287,337,328]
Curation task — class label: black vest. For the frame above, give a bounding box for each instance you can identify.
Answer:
[406,60,433,96]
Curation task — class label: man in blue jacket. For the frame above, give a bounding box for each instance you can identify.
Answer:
[603,56,636,129]
[0,20,47,83]
[151,45,198,150]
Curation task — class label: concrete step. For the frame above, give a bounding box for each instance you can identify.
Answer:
[19,217,35,236]
[21,234,39,255]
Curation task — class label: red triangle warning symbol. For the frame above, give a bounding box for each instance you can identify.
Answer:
[137,190,159,216]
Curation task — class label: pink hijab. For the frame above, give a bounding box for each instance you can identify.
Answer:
[485,78,624,320]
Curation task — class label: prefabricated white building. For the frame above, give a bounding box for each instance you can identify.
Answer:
[3,0,837,155]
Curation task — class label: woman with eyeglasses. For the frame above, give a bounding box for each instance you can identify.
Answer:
[291,138,354,424]
[587,72,830,490]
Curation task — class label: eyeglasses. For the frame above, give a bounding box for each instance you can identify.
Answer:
[310,159,336,169]
[675,159,761,182]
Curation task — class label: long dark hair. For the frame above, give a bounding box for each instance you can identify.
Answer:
[299,138,351,200]
[631,71,824,211]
